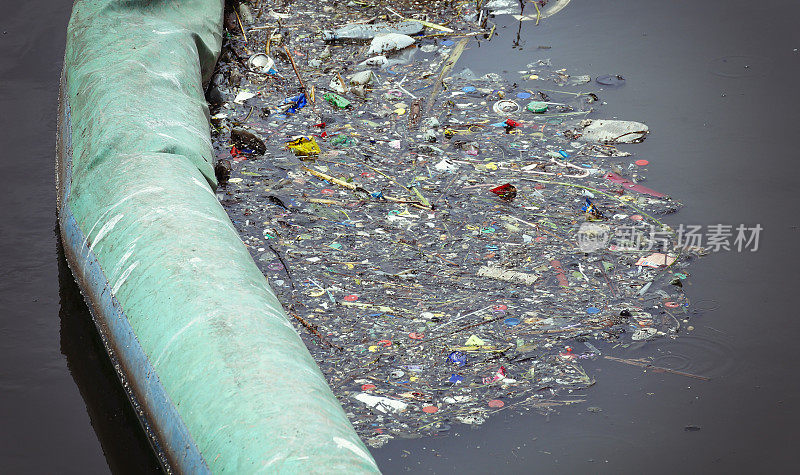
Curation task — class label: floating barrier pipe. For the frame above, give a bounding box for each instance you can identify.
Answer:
[56,1,379,472]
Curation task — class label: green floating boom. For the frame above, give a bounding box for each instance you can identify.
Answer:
[58,0,379,472]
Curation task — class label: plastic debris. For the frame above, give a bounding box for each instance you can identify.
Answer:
[233,90,256,104]
[368,33,415,55]
[323,92,351,109]
[477,266,539,285]
[208,0,699,448]
[247,53,276,74]
[322,21,425,42]
[282,93,307,114]
[605,172,666,198]
[490,183,517,201]
[230,128,266,155]
[596,74,626,86]
[353,393,408,413]
[582,197,605,220]
[636,253,677,268]
[578,119,649,144]
[360,55,388,68]
[348,71,375,86]
[493,99,520,115]
[526,101,549,113]
[286,137,321,156]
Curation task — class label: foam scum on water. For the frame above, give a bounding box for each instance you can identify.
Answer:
[208,0,702,447]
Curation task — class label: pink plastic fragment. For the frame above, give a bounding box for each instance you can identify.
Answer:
[605,172,666,198]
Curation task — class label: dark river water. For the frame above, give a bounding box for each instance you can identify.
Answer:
[2,0,799,473]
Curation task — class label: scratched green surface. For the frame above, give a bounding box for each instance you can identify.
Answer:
[63,1,379,472]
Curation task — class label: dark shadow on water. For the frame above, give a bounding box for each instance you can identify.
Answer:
[57,231,162,474]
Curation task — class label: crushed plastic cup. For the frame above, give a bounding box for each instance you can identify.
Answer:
[247,53,276,74]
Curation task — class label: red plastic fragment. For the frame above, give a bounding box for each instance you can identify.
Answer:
[550,259,568,287]
[490,183,517,201]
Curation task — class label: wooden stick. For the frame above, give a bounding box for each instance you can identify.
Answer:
[234,9,248,43]
[264,28,277,56]
[604,355,710,381]
[425,37,469,116]
[302,166,358,190]
[283,45,307,93]
[288,311,342,350]
[412,315,507,347]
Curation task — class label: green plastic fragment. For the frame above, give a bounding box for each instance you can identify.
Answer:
[411,186,431,208]
[526,101,549,113]
[324,92,351,109]
[331,134,356,146]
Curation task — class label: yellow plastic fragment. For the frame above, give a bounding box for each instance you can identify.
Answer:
[286,136,321,156]
[408,18,454,33]
[464,335,485,346]
[342,301,396,313]
[451,345,499,352]
[302,166,358,190]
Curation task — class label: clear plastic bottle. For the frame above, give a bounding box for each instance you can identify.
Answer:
[321,21,424,41]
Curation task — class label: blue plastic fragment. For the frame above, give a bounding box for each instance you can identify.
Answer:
[284,93,307,114]
[504,317,520,326]
[586,307,601,314]
[447,351,467,366]
[581,198,604,218]
[448,374,464,383]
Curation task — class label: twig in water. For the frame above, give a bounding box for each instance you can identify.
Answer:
[604,355,710,381]
[283,45,308,96]
[288,310,342,350]
[269,245,294,289]
[413,314,507,347]
[234,9,248,42]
